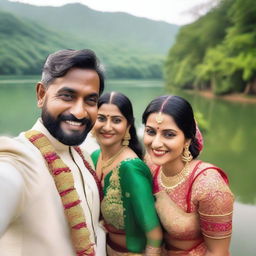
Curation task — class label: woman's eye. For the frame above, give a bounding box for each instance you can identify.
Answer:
[163,132,175,138]
[112,118,121,124]
[145,128,155,136]
[97,116,106,122]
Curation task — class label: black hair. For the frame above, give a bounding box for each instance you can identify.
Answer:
[41,49,104,95]
[98,92,143,159]
[142,95,200,159]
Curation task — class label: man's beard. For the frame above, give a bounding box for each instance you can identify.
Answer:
[41,107,93,146]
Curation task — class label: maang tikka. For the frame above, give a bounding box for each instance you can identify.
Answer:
[155,112,164,124]
[155,96,172,124]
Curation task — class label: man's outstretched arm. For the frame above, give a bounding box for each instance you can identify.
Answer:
[0,162,24,235]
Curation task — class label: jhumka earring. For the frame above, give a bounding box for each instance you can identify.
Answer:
[182,144,193,163]
[122,129,131,146]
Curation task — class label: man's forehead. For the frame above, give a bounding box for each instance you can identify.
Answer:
[64,68,99,81]
[48,69,100,93]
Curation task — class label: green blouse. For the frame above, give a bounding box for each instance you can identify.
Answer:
[91,149,160,253]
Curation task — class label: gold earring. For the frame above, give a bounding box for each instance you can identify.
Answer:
[182,144,193,163]
[122,129,131,146]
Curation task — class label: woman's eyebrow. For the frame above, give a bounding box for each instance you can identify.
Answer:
[145,125,155,129]
[97,114,123,118]
[162,129,177,132]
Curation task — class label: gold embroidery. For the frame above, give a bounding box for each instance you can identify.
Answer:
[101,164,125,230]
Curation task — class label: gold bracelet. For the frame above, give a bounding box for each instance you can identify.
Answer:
[198,210,233,217]
[144,245,162,256]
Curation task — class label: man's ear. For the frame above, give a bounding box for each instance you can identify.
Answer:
[36,82,46,108]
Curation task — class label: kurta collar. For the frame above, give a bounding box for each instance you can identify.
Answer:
[32,118,70,152]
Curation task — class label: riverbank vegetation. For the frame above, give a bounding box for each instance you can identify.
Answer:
[164,0,256,95]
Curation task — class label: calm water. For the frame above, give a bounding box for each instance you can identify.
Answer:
[0,77,255,254]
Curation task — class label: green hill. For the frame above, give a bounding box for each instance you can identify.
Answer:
[0,0,179,78]
[0,11,68,74]
[164,0,256,95]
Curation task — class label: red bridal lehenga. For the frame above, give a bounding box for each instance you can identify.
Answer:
[153,161,234,256]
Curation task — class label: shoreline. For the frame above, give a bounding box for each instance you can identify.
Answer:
[187,90,256,104]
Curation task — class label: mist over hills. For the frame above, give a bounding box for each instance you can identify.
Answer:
[0,0,179,78]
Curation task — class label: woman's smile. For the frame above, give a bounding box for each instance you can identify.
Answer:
[100,132,115,138]
[152,148,169,157]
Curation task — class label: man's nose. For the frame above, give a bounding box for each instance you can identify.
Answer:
[70,99,87,120]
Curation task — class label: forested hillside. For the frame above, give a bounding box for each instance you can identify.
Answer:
[0,11,72,74]
[165,0,256,95]
[0,0,179,78]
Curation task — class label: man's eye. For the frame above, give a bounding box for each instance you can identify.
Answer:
[145,128,155,136]
[59,94,73,101]
[86,97,97,106]
[97,116,106,122]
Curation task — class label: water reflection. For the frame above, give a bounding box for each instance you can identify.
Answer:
[231,202,256,255]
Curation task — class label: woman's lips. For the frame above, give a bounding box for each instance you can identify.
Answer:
[152,149,168,157]
[101,133,114,138]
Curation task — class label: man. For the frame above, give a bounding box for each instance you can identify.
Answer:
[0,49,106,256]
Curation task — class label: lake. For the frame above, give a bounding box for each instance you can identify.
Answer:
[0,76,255,254]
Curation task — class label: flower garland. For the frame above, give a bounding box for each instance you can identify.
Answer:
[25,130,97,256]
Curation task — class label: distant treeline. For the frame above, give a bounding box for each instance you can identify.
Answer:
[0,0,179,79]
[0,11,164,79]
[164,0,256,95]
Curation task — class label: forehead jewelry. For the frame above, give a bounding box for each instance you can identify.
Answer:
[155,112,164,124]
[155,96,172,125]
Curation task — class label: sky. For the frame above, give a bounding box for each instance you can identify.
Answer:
[8,0,217,25]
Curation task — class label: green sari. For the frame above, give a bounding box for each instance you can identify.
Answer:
[91,149,160,253]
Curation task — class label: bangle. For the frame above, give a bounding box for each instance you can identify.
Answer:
[144,245,162,256]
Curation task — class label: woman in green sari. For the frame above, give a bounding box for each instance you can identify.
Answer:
[91,92,162,256]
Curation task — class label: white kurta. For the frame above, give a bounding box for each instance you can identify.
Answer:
[0,119,106,256]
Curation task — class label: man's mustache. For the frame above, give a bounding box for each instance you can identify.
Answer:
[59,114,91,126]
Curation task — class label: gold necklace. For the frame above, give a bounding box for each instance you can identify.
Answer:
[101,146,127,172]
[160,162,190,190]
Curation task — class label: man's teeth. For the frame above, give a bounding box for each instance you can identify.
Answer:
[65,120,82,126]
